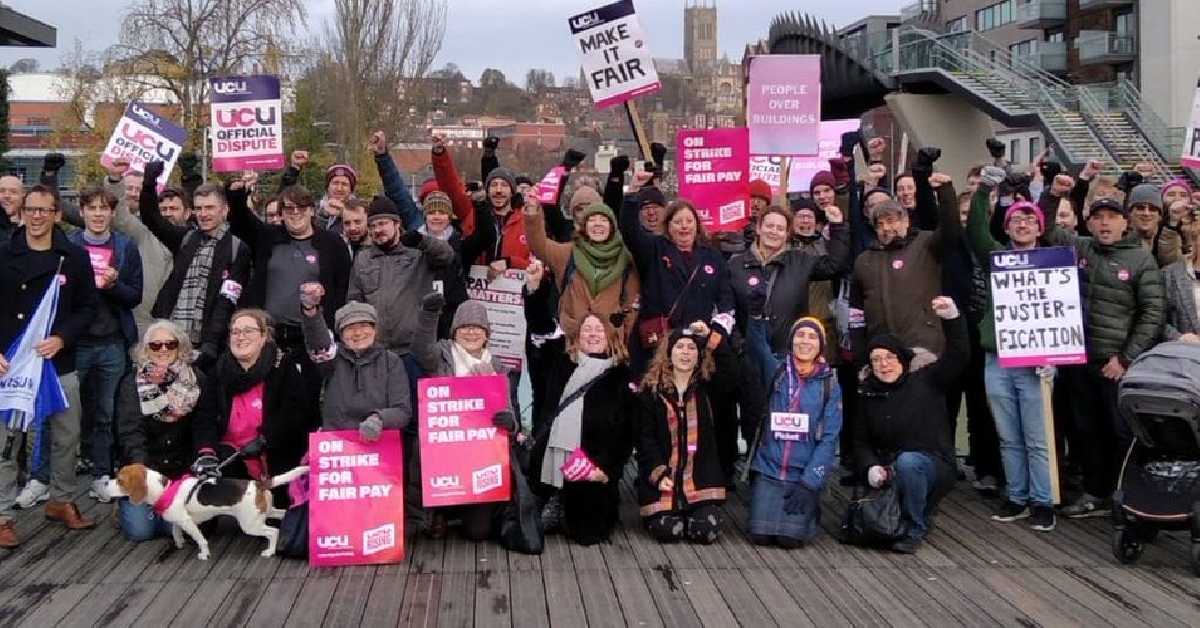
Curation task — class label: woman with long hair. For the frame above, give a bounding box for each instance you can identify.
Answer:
[636,322,765,544]
[521,262,637,545]
[114,320,218,541]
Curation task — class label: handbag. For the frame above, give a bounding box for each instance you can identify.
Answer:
[639,266,700,347]
[276,502,310,559]
[495,445,545,555]
[840,483,909,546]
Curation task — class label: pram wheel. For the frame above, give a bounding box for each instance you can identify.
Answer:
[1113,529,1144,564]
[1191,544,1200,577]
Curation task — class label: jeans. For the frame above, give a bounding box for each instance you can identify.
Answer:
[744,318,780,391]
[983,354,1053,505]
[75,343,127,478]
[893,451,939,541]
[117,497,174,541]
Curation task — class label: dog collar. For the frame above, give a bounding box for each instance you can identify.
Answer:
[153,474,193,516]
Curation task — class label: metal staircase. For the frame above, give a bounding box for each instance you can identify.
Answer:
[861,28,1183,185]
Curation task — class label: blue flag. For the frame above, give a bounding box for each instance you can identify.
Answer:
[0,273,69,436]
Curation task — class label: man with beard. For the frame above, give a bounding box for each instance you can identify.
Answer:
[341,199,370,257]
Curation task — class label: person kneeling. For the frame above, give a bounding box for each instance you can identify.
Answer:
[747,317,842,549]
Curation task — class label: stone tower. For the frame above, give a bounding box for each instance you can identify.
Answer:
[684,0,718,75]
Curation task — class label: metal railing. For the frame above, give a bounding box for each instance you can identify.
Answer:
[1111,78,1186,165]
[1076,84,1172,182]
[1077,31,1137,63]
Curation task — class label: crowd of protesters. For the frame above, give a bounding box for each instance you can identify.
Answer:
[0,128,1190,556]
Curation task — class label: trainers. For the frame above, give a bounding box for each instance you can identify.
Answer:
[1061,493,1110,519]
[75,457,94,477]
[991,500,1030,522]
[15,479,50,509]
[89,476,112,503]
[972,475,1000,495]
[1029,505,1056,532]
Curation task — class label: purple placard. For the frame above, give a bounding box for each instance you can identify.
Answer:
[746,55,822,156]
[209,75,284,172]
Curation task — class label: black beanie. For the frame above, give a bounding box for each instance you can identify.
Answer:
[638,186,666,208]
[867,333,914,368]
[368,195,400,222]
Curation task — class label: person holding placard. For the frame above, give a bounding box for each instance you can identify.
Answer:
[965,169,1058,532]
[1043,195,1164,519]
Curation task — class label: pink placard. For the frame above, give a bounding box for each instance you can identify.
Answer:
[536,166,567,205]
[308,430,405,567]
[747,55,822,156]
[418,374,512,508]
[677,127,750,232]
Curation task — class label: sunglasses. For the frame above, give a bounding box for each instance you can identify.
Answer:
[147,340,180,351]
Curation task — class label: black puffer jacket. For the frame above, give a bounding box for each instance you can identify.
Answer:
[1044,228,1164,365]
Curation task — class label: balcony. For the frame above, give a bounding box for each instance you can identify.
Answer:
[900,0,937,23]
[1013,41,1068,75]
[1079,0,1134,10]
[1077,30,1136,65]
[1016,0,1066,29]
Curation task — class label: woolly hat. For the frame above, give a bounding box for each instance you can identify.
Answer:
[1090,196,1129,218]
[451,300,491,335]
[665,328,705,361]
[868,333,914,370]
[791,316,826,358]
[637,186,666,208]
[335,301,377,332]
[809,171,837,193]
[1003,201,1045,232]
[515,175,534,187]
[1127,183,1163,211]
[325,165,358,191]
[577,202,619,238]
[569,186,603,210]
[423,191,454,217]
[789,196,825,223]
[485,166,517,192]
[749,179,773,202]
[367,195,400,222]
[1163,178,1193,198]
[418,179,441,202]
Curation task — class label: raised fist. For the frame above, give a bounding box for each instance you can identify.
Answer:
[143,161,165,183]
[431,136,446,153]
[610,154,631,175]
[928,172,952,188]
[650,142,667,166]
[290,150,309,169]
[106,158,130,181]
[985,138,1005,159]
[42,152,66,173]
[562,148,586,170]
[369,131,388,155]
[483,136,500,151]
[867,137,886,161]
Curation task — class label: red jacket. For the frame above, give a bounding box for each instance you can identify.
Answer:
[431,149,531,269]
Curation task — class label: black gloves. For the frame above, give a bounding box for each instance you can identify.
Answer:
[1039,160,1063,182]
[650,142,667,168]
[179,152,200,174]
[1117,170,1144,194]
[562,149,586,170]
[492,410,517,432]
[985,138,1006,160]
[422,291,445,313]
[916,146,941,169]
[143,161,165,184]
[400,230,423,248]
[609,155,630,176]
[191,453,220,478]
[840,131,861,158]
[42,152,66,174]
[483,136,500,152]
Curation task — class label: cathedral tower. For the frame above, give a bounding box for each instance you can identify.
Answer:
[684,1,718,75]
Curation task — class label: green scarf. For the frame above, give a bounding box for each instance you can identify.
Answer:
[571,203,631,295]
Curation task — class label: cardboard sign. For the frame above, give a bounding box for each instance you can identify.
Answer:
[308,430,405,567]
[209,75,284,172]
[418,374,512,508]
[989,247,1087,367]
[677,128,750,232]
[569,0,661,109]
[1184,73,1200,169]
[746,55,822,156]
[100,101,186,189]
[465,266,527,371]
[748,120,861,196]
[537,166,567,205]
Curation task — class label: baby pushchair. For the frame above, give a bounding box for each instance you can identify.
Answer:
[1113,342,1200,575]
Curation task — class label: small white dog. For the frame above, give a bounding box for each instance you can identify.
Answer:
[107,463,309,560]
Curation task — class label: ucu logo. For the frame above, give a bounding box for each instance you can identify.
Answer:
[992,253,1031,268]
[212,80,248,95]
[430,475,460,488]
[130,103,161,126]
[316,535,350,549]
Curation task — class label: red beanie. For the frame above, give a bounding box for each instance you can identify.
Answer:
[324,164,358,191]
[748,179,773,202]
[418,179,441,202]
[810,171,836,194]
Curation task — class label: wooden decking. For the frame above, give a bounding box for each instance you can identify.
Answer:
[2,473,1200,628]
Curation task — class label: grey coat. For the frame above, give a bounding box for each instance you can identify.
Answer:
[302,311,412,431]
[110,179,174,338]
[1161,260,1200,341]
[347,234,455,354]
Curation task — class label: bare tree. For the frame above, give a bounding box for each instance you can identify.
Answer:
[109,0,308,145]
[313,0,448,148]
[8,58,38,74]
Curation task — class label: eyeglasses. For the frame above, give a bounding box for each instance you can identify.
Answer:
[147,340,180,351]
[22,206,58,216]
[281,204,310,214]
[869,354,899,365]
[1007,216,1040,226]
[229,327,262,338]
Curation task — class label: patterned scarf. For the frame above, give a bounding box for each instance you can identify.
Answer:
[171,224,228,342]
[136,361,202,422]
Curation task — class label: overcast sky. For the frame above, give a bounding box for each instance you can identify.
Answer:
[3,0,906,84]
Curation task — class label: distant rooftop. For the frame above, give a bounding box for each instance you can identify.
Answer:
[0,5,55,47]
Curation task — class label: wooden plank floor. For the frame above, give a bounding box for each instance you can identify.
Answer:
[2,471,1200,628]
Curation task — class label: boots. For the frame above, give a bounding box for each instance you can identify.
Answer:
[45,501,96,530]
[0,518,18,548]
